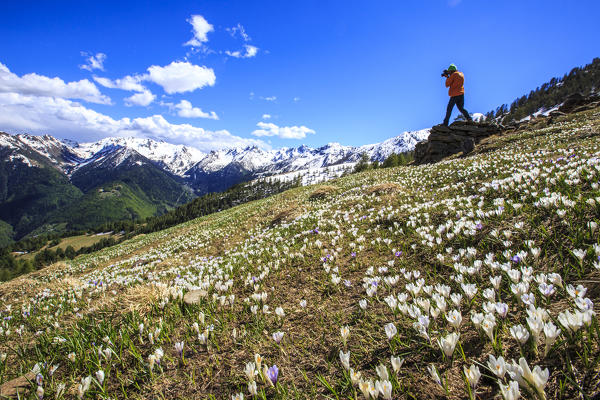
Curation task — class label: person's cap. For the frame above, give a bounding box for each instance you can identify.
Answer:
[448,64,457,72]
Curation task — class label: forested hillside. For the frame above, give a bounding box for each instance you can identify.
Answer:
[487,57,600,122]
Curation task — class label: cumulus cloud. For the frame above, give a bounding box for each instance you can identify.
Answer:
[175,100,218,120]
[0,92,264,151]
[184,15,214,46]
[125,90,155,107]
[79,52,107,71]
[0,62,110,104]
[93,61,215,102]
[145,61,216,94]
[226,23,251,41]
[225,44,259,59]
[94,75,145,92]
[251,121,315,139]
[262,114,271,119]
[260,95,276,102]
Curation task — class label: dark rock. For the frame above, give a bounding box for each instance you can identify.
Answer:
[549,111,566,118]
[558,93,587,113]
[415,122,502,165]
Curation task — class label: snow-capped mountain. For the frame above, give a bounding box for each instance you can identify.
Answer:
[0,132,83,170]
[1,128,429,195]
[189,129,430,177]
[70,137,205,176]
[184,128,430,192]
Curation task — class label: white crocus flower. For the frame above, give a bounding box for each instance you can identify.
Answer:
[438,332,460,357]
[471,312,484,329]
[272,331,284,343]
[376,379,393,400]
[428,364,442,386]
[526,315,544,347]
[450,293,463,307]
[543,322,561,357]
[391,356,404,373]
[490,275,502,289]
[359,299,368,310]
[510,324,530,345]
[464,364,481,388]
[566,284,587,298]
[77,376,92,399]
[481,314,496,341]
[248,381,257,396]
[384,323,397,340]
[96,369,105,385]
[349,368,361,385]
[495,302,509,318]
[359,379,377,399]
[339,350,350,370]
[488,354,506,378]
[376,364,389,381]
[499,380,520,400]
[244,362,257,381]
[340,326,350,347]
[445,309,462,330]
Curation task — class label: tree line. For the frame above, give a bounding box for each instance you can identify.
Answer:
[354,151,415,173]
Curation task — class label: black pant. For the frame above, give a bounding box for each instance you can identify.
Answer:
[444,94,471,125]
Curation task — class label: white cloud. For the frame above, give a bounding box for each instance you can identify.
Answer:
[175,100,218,120]
[0,92,265,152]
[125,90,155,107]
[79,52,107,71]
[226,23,251,41]
[0,62,110,104]
[251,121,315,139]
[225,45,259,59]
[262,114,271,119]
[260,95,276,102]
[293,97,300,102]
[184,15,214,46]
[94,75,145,92]
[145,61,216,94]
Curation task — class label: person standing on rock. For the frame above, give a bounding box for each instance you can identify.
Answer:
[442,64,473,126]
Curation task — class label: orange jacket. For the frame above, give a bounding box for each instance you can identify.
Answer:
[445,71,465,97]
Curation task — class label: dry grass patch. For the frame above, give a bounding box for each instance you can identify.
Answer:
[366,182,401,195]
[270,205,302,226]
[309,185,338,200]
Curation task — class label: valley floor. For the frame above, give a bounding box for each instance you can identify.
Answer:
[1,108,600,399]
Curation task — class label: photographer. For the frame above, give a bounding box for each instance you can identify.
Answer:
[441,64,473,126]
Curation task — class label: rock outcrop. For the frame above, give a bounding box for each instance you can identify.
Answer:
[558,93,600,114]
[414,121,502,165]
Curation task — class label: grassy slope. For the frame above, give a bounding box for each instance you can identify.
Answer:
[46,182,161,231]
[14,233,122,261]
[0,109,599,399]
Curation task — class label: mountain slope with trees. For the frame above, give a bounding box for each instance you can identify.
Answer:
[487,57,600,122]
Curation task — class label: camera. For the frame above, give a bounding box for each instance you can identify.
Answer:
[441,69,449,78]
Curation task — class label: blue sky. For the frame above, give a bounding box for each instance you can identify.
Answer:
[0,0,598,152]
